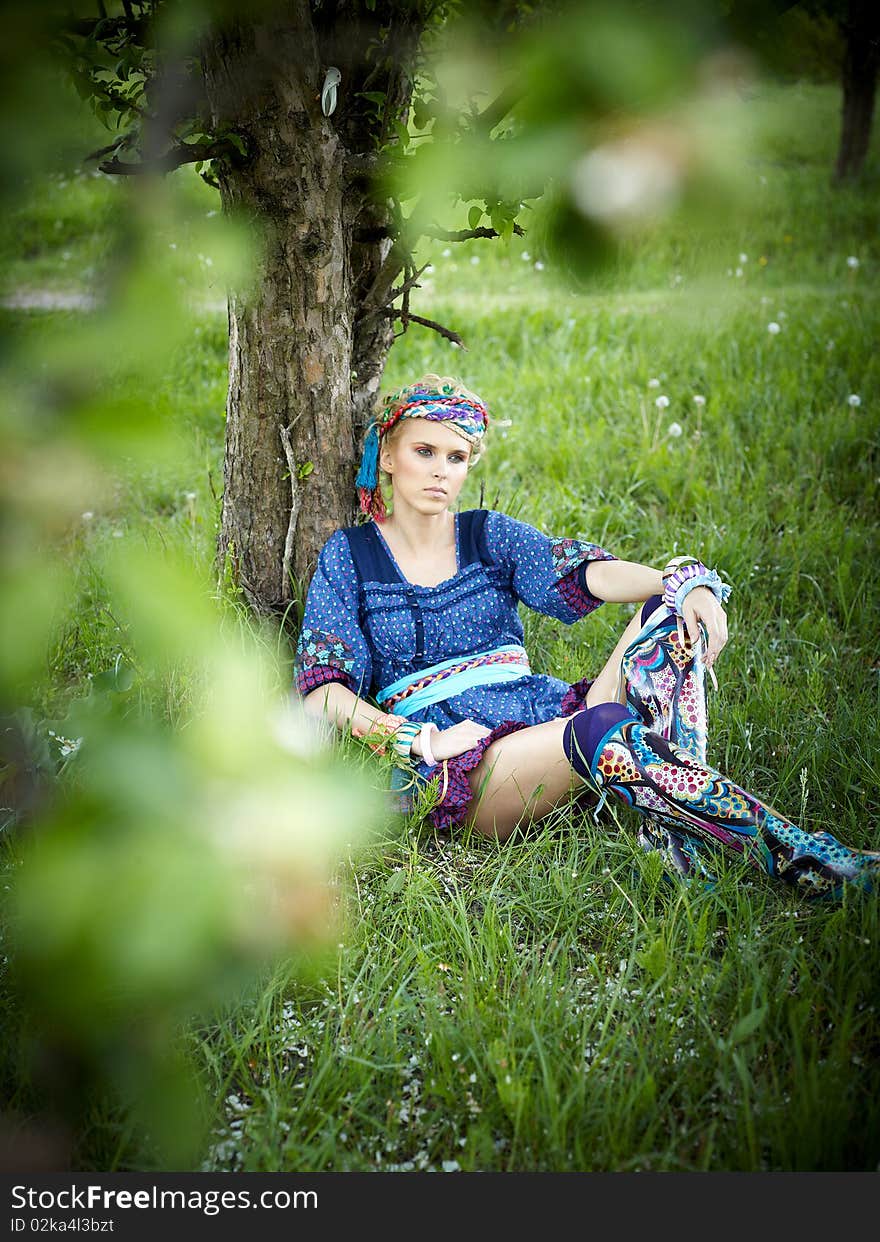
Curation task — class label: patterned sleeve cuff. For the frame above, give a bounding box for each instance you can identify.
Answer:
[295,626,359,698]
[551,538,618,618]
[295,665,354,698]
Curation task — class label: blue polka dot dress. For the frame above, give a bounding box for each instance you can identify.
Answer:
[295,509,617,829]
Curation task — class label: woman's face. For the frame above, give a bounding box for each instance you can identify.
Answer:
[379,417,472,514]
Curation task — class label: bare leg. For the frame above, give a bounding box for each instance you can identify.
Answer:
[585,607,649,707]
[465,606,649,840]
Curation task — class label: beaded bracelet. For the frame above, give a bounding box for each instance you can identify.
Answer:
[391,720,420,760]
[663,561,732,616]
[662,554,701,585]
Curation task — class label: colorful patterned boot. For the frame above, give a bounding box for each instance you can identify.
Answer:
[619,595,708,760]
[563,702,880,899]
[619,596,718,884]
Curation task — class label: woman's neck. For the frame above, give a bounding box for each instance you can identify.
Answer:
[380,501,454,556]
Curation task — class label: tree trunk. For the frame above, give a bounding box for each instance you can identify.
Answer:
[201,3,419,623]
[835,1,880,182]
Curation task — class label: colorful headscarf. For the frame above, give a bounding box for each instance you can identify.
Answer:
[356,376,490,521]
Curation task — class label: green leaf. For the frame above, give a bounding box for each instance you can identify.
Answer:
[225,132,247,157]
[636,937,667,982]
[385,869,406,894]
[296,461,314,480]
[391,118,410,149]
[359,91,386,107]
[729,1006,767,1045]
[468,204,483,230]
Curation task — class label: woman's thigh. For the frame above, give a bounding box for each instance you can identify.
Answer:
[463,715,581,840]
[464,604,651,840]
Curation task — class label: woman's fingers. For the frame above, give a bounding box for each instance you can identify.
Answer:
[682,593,729,670]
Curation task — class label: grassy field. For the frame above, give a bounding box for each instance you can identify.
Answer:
[2,81,879,1173]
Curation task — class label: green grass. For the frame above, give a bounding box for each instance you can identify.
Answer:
[2,80,880,1173]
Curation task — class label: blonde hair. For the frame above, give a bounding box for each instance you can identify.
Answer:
[377,373,491,471]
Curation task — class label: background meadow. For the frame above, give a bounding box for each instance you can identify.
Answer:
[1,79,879,1172]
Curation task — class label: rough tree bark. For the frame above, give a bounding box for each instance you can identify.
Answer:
[201,2,423,621]
[835,0,880,181]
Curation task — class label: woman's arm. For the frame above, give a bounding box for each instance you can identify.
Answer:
[585,558,729,670]
[300,682,490,761]
[301,681,407,749]
[583,558,663,603]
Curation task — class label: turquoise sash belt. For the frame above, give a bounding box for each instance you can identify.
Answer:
[376,645,531,718]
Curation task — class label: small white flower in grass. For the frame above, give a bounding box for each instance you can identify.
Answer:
[647,378,660,388]
[655,394,670,409]
[735,267,743,278]
[667,422,683,438]
[521,251,531,261]
[777,310,787,320]
[441,247,451,257]
[534,260,545,270]
[847,255,859,269]
[81,511,93,521]
[739,253,748,263]
[848,394,861,407]
[424,264,434,273]
[693,394,706,407]
[169,243,177,250]
[470,255,480,265]
[767,321,781,335]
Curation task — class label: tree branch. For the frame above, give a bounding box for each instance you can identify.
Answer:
[424,223,526,241]
[354,221,525,243]
[383,307,467,349]
[58,16,152,43]
[98,141,224,175]
[475,82,522,135]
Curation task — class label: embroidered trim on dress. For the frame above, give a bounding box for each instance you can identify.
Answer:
[295,627,357,696]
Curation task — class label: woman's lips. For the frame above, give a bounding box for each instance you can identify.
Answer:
[425,487,447,495]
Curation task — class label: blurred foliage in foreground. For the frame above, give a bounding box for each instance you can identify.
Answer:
[0,103,385,1167]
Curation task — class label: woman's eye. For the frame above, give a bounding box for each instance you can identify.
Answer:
[417,447,432,456]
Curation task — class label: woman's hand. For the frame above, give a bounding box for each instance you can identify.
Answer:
[681,586,728,671]
[427,719,492,762]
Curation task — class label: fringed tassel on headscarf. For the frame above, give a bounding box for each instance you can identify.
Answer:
[356,422,388,520]
[358,484,387,522]
[356,423,380,493]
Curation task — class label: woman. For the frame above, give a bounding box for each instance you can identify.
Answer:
[295,374,879,898]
